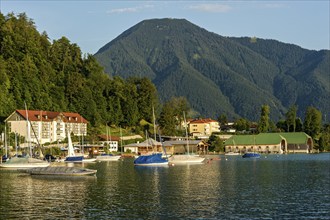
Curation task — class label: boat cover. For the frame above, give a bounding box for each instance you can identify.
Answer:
[134,153,167,165]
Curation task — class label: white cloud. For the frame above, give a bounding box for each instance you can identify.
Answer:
[188,4,232,13]
[107,4,154,14]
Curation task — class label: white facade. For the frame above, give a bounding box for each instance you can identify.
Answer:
[5,110,88,145]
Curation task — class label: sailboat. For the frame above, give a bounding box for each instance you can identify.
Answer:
[96,125,121,161]
[133,137,169,166]
[134,107,168,166]
[242,135,260,158]
[168,112,205,164]
[0,104,49,169]
[64,131,84,162]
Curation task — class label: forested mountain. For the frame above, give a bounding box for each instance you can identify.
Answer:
[94,18,330,121]
[0,13,158,128]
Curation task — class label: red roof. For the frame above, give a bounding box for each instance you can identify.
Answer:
[98,135,120,141]
[16,110,88,123]
[189,118,218,124]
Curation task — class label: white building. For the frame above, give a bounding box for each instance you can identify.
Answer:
[5,110,88,145]
[188,118,221,138]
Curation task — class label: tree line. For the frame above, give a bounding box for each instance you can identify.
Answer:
[213,105,329,152]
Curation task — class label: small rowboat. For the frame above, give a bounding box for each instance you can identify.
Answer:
[24,166,97,176]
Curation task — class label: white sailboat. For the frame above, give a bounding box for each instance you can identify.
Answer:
[168,112,205,164]
[0,104,49,169]
[96,125,121,161]
[64,131,84,162]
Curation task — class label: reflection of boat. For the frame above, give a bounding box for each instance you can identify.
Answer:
[225,152,240,156]
[25,166,97,176]
[134,153,168,166]
[96,154,121,161]
[64,132,83,162]
[242,153,260,158]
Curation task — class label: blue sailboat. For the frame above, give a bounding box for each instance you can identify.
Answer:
[242,153,260,158]
[134,153,168,166]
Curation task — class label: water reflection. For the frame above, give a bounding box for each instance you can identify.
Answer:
[0,154,329,219]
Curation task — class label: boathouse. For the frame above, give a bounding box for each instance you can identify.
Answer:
[225,132,313,154]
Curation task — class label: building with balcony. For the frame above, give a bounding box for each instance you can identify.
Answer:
[188,118,220,138]
[5,110,88,145]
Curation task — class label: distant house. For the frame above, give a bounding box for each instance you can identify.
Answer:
[220,122,236,133]
[98,135,120,152]
[188,118,220,138]
[123,138,209,155]
[124,138,163,155]
[163,140,209,155]
[5,110,88,145]
[225,132,313,154]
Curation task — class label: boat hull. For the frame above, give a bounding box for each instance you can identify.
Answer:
[64,156,84,162]
[26,166,97,176]
[242,153,261,158]
[96,155,121,161]
[134,153,168,166]
[0,157,50,169]
[168,155,205,164]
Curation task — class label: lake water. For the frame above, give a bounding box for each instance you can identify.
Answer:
[0,153,329,219]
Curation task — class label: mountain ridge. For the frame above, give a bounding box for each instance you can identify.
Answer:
[94,18,330,121]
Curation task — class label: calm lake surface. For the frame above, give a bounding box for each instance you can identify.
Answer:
[0,153,329,219]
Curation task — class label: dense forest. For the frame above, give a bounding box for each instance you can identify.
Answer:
[0,13,329,151]
[0,13,159,130]
[95,18,330,122]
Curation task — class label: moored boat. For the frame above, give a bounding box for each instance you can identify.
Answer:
[168,154,205,164]
[225,152,240,156]
[96,154,121,161]
[64,131,84,162]
[0,157,50,169]
[242,153,261,158]
[24,166,97,176]
[134,153,168,166]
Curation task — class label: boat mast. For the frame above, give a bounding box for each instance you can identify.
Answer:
[25,102,32,157]
[4,122,7,158]
[15,132,18,156]
[106,123,109,152]
[120,126,123,154]
[183,111,189,155]
[153,106,156,141]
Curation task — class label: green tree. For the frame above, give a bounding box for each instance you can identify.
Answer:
[207,134,224,152]
[303,106,322,141]
[319,124,330,152]
[286,105,297,132]
[258,105,270,133]
[234,118,250,132]
[218,114,228,127]
[127,77,158,123]
[159,101,178,136]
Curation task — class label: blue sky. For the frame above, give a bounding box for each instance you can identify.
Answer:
[1,1,329,54]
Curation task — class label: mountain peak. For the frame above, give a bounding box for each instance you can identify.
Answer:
[94,19,329,121]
